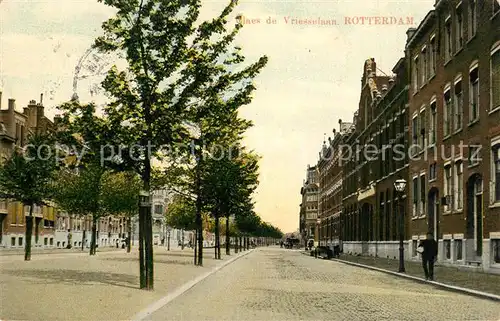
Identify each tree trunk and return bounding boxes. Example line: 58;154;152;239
24;204;34;261
127;216;132;253
34;218;39;245
181;229;185;250
193;230;197;265
214;215;220;259
225;216;230;255
195;155;203;266
90;216;97;255
81;229;86;251
235;236;239;253
239;237;242;251
0;214;4;245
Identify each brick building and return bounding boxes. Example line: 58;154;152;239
341;56;411;257
299;165;319;244
317;121;350;247
0;93;57;248
406;0;500;271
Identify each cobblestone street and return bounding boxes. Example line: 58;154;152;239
149;247;500;321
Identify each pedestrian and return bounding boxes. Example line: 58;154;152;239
417;232;438;281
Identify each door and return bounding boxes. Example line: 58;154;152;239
428;189;439;238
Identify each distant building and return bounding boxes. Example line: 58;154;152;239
317;120;350;248
299;165;319;243
0;93;57;249
132;189;191;248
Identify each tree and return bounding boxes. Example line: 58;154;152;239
235;209;261;250
60;0;266;287
165;194;196;252
101;171;141;252
201;148;260;257
53;162;109;255
0;133;59;261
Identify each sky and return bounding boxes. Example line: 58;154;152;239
0;0;435;233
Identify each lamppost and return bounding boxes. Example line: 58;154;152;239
316;218;321;246
394;178;407;273
166;226;171;251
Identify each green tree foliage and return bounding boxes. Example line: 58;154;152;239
58;0;267;286
53;163;111;255
101;171;141;252
200;147;259;256
0;133;59;261
165;194;196;231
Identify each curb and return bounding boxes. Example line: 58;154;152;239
132;249;255;321
330;258;500;302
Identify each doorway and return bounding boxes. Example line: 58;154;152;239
466;174;483;258
428;188;439;238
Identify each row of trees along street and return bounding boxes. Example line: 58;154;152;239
0;0;284;290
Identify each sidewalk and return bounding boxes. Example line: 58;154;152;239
335;254;500;297
0;246;122;256
0;246;253;320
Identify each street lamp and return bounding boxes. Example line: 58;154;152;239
393;178;407;273
166;226;171;251
316;218;321;246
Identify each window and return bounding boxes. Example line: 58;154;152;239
412;177;418;216
455;4;464;50
154;204;163;214
444;89;452;136
364;97;369;127
445;18;452;61
470;66;479;121
18;237;23;246
413;56;420;91
11;237;15;246
469;145;481;166
453;79;463;131
493;239;500;264
492;143;500;203
420;109;426;147
412;239;418;257
412;115;418;151
429;36;436;77
420;174;426;215
444;164;453;211
491;45;500;111
455;161;463;209
469;0;477;39
444;239;451;259
430;163;437;181
455;239;463;260
421;47;427;85
44;237;48;246
430;101;437;144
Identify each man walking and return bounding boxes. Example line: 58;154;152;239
418;233;438;281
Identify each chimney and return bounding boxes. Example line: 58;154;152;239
0;91;2;109
8;98;15;111
40;93;43;105
406;28;417;43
